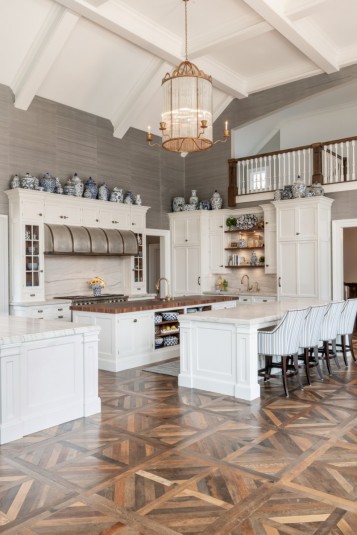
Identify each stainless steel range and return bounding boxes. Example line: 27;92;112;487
54;294;129;306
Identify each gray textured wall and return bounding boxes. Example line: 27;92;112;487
185;63;357;216
0;84;184;229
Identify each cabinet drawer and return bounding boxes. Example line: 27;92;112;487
45;201;81;225
21;200;45;221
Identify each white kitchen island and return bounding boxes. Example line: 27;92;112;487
0;316;101;444
178;299;324;401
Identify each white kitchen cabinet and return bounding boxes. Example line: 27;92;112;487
208;212;226;274
172;246;201;295
21;197;45;222
171;212;201;246
274;197;333;300
99;205;131;229
45;199;82;225
130;206;147;230
117;311;154;360
131;232;146;294
259;203;276;274
10;302;71;321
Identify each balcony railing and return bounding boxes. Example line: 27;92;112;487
228;135;357;206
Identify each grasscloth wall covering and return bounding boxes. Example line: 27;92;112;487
1;62;357;231
0;84;184;230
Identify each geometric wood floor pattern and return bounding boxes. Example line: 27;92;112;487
1;341;357;534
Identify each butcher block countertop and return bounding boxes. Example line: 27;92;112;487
70;295;237;314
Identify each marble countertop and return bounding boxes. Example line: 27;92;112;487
10;298;72;307
203;291;277;297
179;299;327;325
0;315;100;346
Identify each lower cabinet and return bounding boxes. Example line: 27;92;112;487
172;246;201;294
10;302;71;321
117;312;154;360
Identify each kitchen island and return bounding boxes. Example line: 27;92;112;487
178;299;324;401
71;295;237;372
0;316;101;444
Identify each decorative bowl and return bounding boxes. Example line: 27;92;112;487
154;314;163;324
155;337;164;347
27;263;38;270
164;335;179;346
162;312;179;321
183;204;196;211
27;247;36;254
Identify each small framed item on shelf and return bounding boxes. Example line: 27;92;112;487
230;241;238;248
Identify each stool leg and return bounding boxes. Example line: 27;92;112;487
313;346;324;380
281;355;289;397
293;353;303;391
332;339;340;369
304;348;311;385
341;335;348;366
324;340;332;375
349;334;356;362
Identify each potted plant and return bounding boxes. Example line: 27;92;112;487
87;276;105;297
226;216;236;231
259;256;265;265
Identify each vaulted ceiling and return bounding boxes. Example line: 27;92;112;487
1;0;357;139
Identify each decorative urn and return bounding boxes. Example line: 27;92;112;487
110;187;124;202
72;173;84;197
210;190;223;209
172;196;185;212
40;172;57;193
98;182;110;201
83;177;98;199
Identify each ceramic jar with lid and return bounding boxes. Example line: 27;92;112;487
20;172;37;189
172;196;185;212
10;174;20;189
134;194;142;206
55;177;63;194
83;177;98;199
72;173;84;197
292;176;306;198
310;182;325;196
110;187;124;202
98;182;110;201
124;191;134;204
63;177;75;196
40;172;57;193
210;190;223;209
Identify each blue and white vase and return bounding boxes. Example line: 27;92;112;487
172;197;185;212
40;172;57;193
134;194;142;206
210;190;223;209
250;251;258;265
124;191;134;204
54;177;63;194
110;187;124;202
20;172;36;189
98;182;110;201
92;286;102;297
72;173;84;197
10;174;21;189
198;200;210;210
63;177;75;196
83;177;98;199
189;189;199;207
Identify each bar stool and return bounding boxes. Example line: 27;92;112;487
336;298;357;365
298;304;328;385
318;301;345;375
258;307;310;397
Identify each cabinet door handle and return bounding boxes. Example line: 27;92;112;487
266;264;269;267
219;225;223;228
132;222;136;225
96;219;99;222
30;294;35;297
198;276;201;286
38;213;43;216
296;232;300;235
133;319;137;322
263;299;267;302
57;308;63;311
278;277;281;287
40;270;43;273
220;265;223;267
265;221;269;224
58;315;63;319
185;239;188;242
37;309;43;313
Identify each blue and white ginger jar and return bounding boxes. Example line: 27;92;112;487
172;196;185;212
98;182;110;201
210;190;223;209
10;174;21;189
72;173;84;197
124;191;134;204
40;172;56;193
20;172;37;189
110;187;124;202
63;177;75;196
83;177;98;199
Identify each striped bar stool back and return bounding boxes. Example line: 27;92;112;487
298;304;329;384
319;301;345;375
337;298;357;365
258;307;310;397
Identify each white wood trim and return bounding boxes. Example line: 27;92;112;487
0;216;8;314
332;218;357;300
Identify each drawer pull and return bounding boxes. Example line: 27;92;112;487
263;300;267;302
133;319;137;322
58;315;64;319
30;294;35;297
57;308;63;311
37;309;43;313
38;213;43;216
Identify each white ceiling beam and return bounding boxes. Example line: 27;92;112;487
112;58;165;139
189;21;272;58
86;0;109;6
54;0;248;98
12;5;79;110
284;0;329;21
198;57;248;98
242;0;339;73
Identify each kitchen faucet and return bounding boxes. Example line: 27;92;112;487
241;274;252;292
155;277;172;301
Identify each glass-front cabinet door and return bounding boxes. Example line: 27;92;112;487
22;223;44;301
131;232;146;294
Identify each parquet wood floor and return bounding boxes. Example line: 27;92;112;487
1;341;357;534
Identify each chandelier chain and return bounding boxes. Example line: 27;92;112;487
184;0;188;61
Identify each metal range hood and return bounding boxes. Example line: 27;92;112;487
44;224;138;256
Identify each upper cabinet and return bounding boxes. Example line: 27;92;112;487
259;203;276;274
171;212;201;246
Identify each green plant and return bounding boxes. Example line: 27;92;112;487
226;216;236;229
259;256;265;264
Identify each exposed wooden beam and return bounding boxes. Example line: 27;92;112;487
112;58;164;139
242;0;339;74
12;5;79;110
